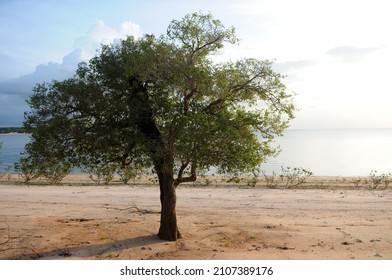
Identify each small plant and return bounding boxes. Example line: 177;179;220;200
279;166;313;188
117;166;137;184
14;157;40;183
369;170;392;190
385;176;392;189
43;163;71;184
351;178;362;188
261;170;278;188
203;177;212;187
86;163;116;185
14;153;71;184
369;170;383;189
105;252;119;258
246;177;258;188
100;233;110;240
245;170;260;188
226;176;242;184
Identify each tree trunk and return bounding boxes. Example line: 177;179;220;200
156;168;181;241
129;78;180;241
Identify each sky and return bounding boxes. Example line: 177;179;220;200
0;0;391;129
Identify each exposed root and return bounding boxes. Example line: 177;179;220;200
105;202;160;214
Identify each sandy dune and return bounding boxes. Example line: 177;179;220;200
1;181;392;260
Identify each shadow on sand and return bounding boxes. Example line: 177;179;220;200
4;234;165;260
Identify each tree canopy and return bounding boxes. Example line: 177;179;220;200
20;12;295;240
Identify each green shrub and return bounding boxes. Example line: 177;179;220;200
226;176;242;184
14;156;70;184
86;163;116;185
14;157;40;183
117;166;138;184
43;163;71;184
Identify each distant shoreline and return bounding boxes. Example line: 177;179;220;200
0;132;28;135
0;127;25;134
1;173;391;190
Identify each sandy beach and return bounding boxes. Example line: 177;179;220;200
1;176;392;260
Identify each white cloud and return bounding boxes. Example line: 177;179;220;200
273;59;318;81
0;20;142;126
326;45;385;62
74;20;141;59
0;20;142;98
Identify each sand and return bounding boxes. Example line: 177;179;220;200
1;176;392;260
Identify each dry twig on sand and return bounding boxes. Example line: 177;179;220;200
105;202;160;215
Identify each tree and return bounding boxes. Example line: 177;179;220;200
20;12;295;241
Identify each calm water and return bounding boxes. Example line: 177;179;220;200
262;128;392;176
1;129;392;176
0;133;30;173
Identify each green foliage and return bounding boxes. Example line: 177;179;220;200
85;163;116;185
14;158;39;183
0;127;24;134
14;155;71;184
14;130;72;184
117;165;139;184
20;12;295;185
42;163;71;184
84;161;143;185
226;176;242;184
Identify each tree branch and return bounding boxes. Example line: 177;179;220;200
174;162;197;187
183;88;197;115
229;73;261;93
189;35;223;61
178;160;189;178
195;35;223;53
203;98;225;113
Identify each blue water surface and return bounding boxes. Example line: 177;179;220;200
1;129;392;176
